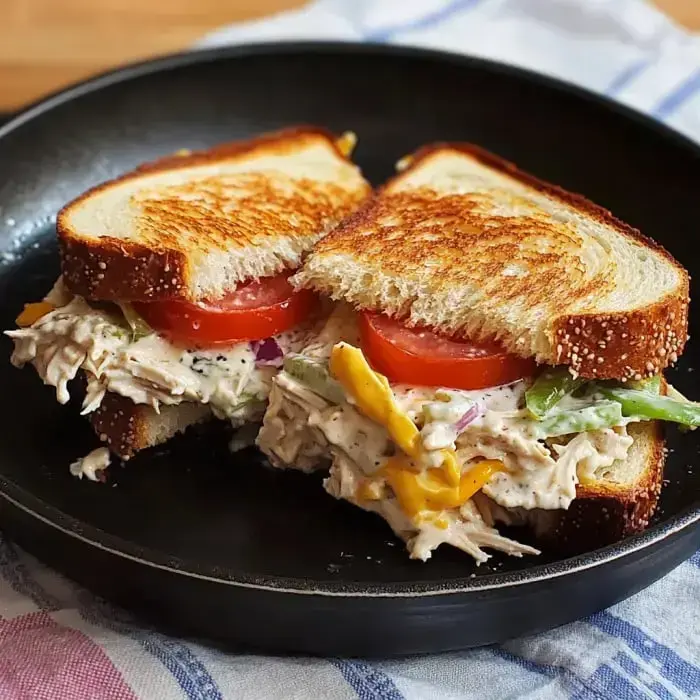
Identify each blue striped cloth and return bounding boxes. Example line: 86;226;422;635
0;535;697;698
2;2;699;698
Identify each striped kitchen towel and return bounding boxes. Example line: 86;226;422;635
0;534;697;698
1;1;699;698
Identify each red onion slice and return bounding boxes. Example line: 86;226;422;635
251;338;284;367
454;403;481;433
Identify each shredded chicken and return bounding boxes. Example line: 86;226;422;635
69;447;111;481
7;293;310;421
258;378;331;471
260;368;634;564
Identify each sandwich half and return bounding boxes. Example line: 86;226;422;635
7;127;370;463
257;143;694;563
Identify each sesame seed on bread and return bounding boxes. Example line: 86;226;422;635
90;391;212;460
294;143;689;380
58;126;371;303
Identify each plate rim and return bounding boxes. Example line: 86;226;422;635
0;40;698;598
2;40;700;160
0;472;698;597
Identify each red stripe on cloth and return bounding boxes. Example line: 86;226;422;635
0;611;137;700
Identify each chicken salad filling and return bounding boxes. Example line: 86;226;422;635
257;308;697;563
6;277;316;425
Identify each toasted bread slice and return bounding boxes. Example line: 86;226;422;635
295;144;689;380
90;392;212;459
58;126;370;303
560;420;665;545
481;420;665;554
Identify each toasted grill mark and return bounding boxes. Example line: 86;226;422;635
315;189;616;308
57;125;370;302
403;142;684;273
132;174;361;254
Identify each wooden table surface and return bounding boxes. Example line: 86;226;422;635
1;0;697;111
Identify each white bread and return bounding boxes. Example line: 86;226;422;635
295;144;689;380
58;126;370;303
90;392;212;459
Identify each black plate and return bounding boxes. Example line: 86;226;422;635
0;43;698;657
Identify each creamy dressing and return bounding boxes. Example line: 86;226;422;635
324;456;539;563
258;375;332;471
259;369;548;561
436;394;631;510
481;429;629;510
392;381;526;415
257;319;634;562
7;290;313;423
566;428;634;483
69;447;111;481
309;403;391;476
421;421;459;451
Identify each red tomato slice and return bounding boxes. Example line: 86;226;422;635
133;272;318;346
358;312;536;390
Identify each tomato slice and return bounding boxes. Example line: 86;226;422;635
358;312;536;390
133;272;318;346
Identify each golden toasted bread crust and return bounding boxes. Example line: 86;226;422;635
58;126;369;302
60;238;190;303
413;144;690;380
551;296;688;381
90;393;152;459
132;126;347;175
89;392;211;459
301;143;689;379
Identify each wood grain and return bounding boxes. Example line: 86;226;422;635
0;0;308;110
653;0;700;31
0;0;696;111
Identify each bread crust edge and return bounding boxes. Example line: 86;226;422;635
89;392;211;460
532;421;666;554
57;126;352;302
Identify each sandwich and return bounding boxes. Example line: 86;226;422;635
257;143;696;563
6;126;370;467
